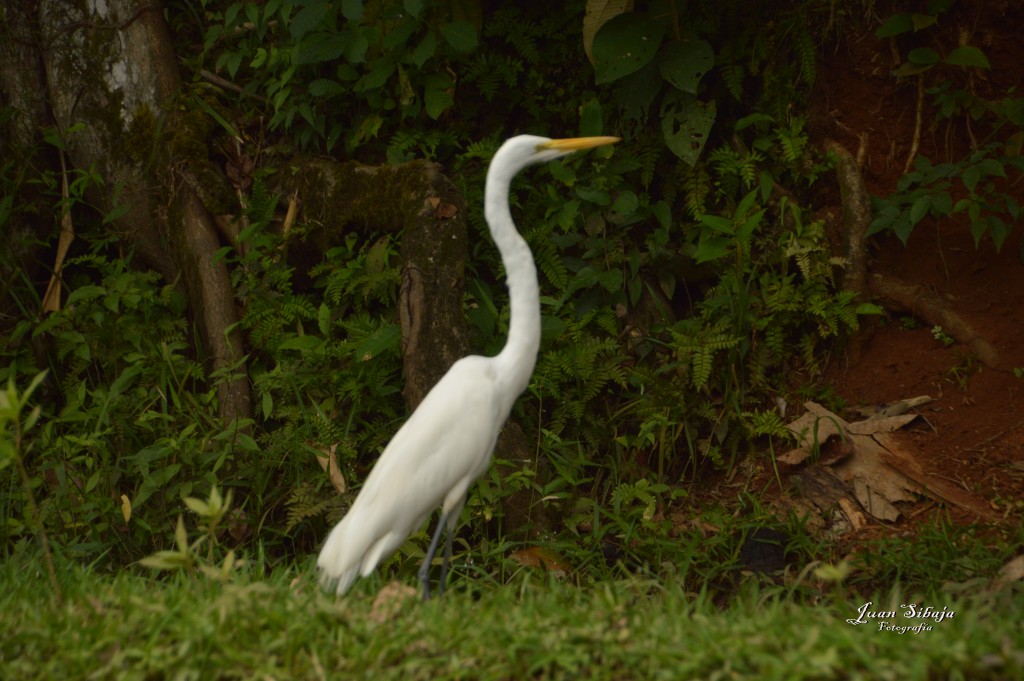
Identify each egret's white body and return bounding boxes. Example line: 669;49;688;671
316;134;619;597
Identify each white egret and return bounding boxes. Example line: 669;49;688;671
316;134;620;598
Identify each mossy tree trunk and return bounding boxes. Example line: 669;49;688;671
2;0;251;422
290;158;472;407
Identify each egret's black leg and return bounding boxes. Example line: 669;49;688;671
418;511;448;600
437;525;454;597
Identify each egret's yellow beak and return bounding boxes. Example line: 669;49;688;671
540;136;621;151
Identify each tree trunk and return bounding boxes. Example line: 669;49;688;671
31;0;251;422
290;158;472;406
0;2;60;319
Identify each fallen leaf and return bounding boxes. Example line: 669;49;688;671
120;494;132;523
989;555;1024;591
508;546;572;576
783;400;998;523
314;442;346;494
780;405;846;465
853;477;902;521
847;414;919;435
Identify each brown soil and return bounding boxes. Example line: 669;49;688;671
816;2;1024;526
738;2;1023;547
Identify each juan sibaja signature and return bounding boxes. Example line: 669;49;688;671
846;601;956;633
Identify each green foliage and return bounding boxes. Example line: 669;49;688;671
853;519;1024;592
0;251;258;561
870;3;1023;251
876;1;991;77
602;116;859;479
870;144;1024;249
5;558;1023;680
139;486;244;580
2;1;897;576
222;178;407;537
931;325;955;347
200;0;477;153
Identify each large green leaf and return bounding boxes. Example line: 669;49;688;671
660;92;716;166
592;13;665;85
441;21;478;52
944;46;990;68
659;40;714;94
290;1;329;41
424;75;454;119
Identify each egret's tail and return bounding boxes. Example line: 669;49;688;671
316;518;362;596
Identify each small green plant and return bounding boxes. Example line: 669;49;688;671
898;315;923;330
140;486;243;580
931;325;955;346
946;354;980;392
870;4;1023;250
0;371;60;601
870;148;1023;249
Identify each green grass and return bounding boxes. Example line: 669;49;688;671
2;553;1022;680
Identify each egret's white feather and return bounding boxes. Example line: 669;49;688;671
316;134;618;596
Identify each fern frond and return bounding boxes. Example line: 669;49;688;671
529;233;568;290
720;63;745;101
776;118;808;165
794;28;816;87
284;482;335;533
681;164;712;218
692;345;714;389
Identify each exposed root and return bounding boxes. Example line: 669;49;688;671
902;75;925;174
824;139;871;301
869;273;1002;369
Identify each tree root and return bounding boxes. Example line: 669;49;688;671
827;138;1003;370
825;139;872;363
824;140;870;300
869;273;1002;369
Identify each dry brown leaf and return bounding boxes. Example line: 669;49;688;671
282;191;300;239
781;403;846;465
852;477;902;521
41;152;75;313
833;425;923;518
777;447;810;466
847;414;919;435
874;395;933;417
508;546;572;576
786;402;921;520
314;442;346;494
990;555;1024;591
783;400;997;523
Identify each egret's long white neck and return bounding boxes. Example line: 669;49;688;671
484;158;541;397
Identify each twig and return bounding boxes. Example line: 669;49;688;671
902;75;924;174
200;69;267;103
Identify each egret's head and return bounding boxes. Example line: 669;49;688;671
493;134;620;175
